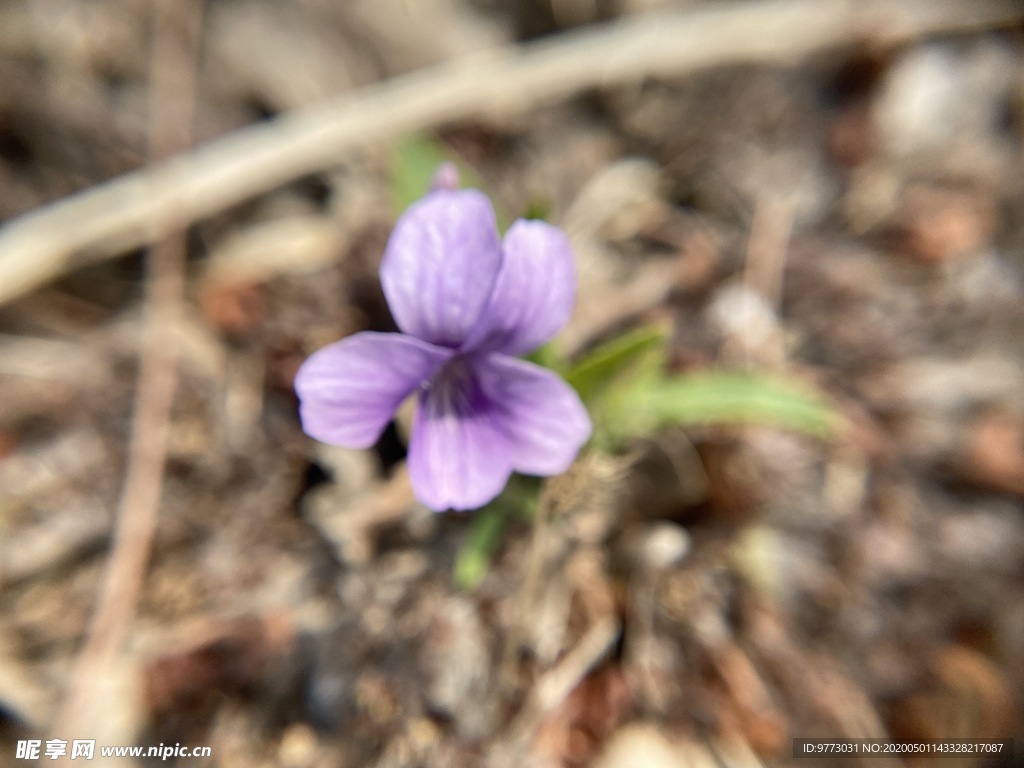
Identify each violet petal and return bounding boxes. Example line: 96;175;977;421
295;331;452;449
465;218;576;356
407;363;513;511
381;189;503;348
478;354;591;475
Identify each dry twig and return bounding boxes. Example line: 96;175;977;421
745;196;796;310
490;616;621;768
0;0;1020;305
51;0;204;755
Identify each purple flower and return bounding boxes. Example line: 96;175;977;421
294;189;591;511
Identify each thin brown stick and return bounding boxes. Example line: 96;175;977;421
51;0;203;753
531;616;621;713
0;0;1020;306
489;616;621;768
498;491;554;694
745;195;795;309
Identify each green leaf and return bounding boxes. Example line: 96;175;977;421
564;322;670;407
522;197;552;222
524;342;564;374
392;134;452;213
453;475;540;589
391;134;492;216
453;505;510;590
563;321;838;446
606;370;839;438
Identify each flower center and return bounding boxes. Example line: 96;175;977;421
428;354;486;417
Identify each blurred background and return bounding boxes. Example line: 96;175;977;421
1;0;1023;766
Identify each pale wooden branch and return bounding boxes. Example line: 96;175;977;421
0;0;1020;306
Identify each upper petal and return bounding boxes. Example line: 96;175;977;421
464;219;576;356
407;362;513;511
381;189;503;348
477;354;591;476
295;332;452;449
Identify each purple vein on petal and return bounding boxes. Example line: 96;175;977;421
407;356;513;511
476;353;591;476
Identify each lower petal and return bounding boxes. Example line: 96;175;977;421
294;332;451;449
477;355;591;476
407;368;513;511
